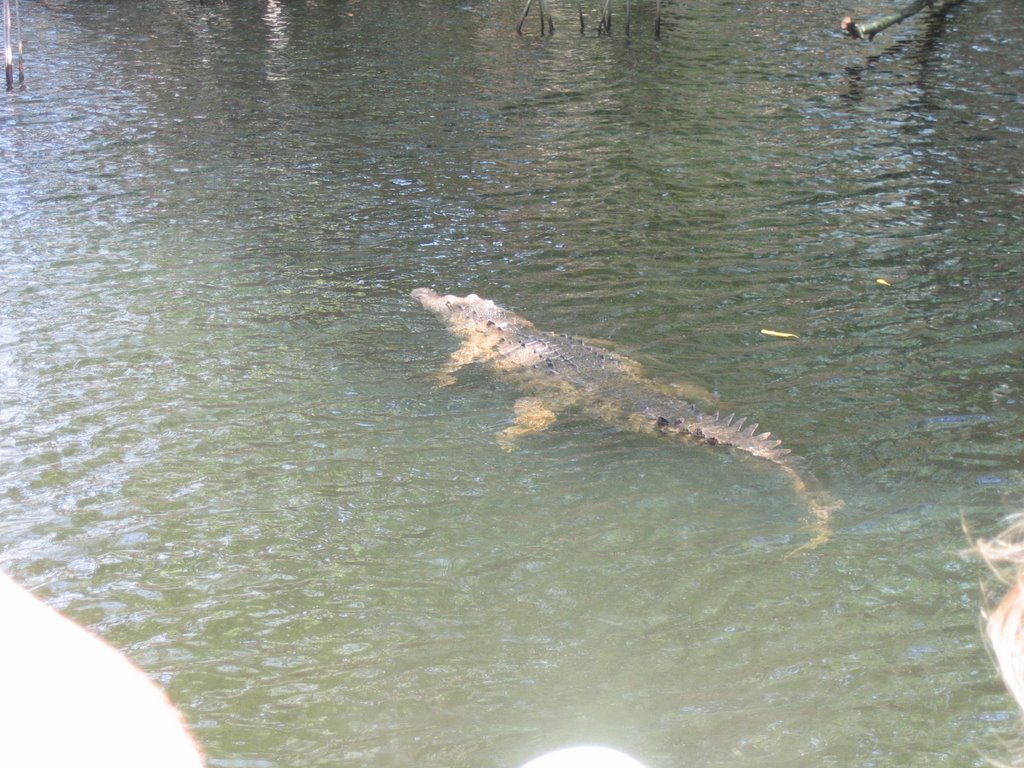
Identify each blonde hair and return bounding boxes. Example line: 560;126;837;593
977;516;1024;713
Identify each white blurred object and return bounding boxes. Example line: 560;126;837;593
520;746;647;768
0;569;205;767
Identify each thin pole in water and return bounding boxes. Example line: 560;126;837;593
13;0;22;85
517;0;555;36
600;0;610;33
516;0;532;35
538;0;553;35
516;0;533;35
3;0;12;91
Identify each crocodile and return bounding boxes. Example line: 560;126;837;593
412;288;841;528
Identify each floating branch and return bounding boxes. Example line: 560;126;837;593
841;0;958;41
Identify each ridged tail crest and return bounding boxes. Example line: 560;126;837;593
662;407;791;463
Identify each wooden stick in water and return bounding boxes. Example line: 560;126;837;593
14;0;22;85
4;0;13;92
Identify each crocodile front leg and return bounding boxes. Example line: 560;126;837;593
433;337;499;387
497;397;561;451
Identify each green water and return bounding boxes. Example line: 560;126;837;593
1;0;1022;765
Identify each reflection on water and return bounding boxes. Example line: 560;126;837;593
0;0;1022;766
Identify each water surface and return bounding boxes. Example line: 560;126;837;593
1;0;1022;765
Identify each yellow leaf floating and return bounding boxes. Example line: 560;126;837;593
876;278;892;286
760;329;799;339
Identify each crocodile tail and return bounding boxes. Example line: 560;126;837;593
712;411;843;522
695;410;791;463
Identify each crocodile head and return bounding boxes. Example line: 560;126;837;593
411;288;519;332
